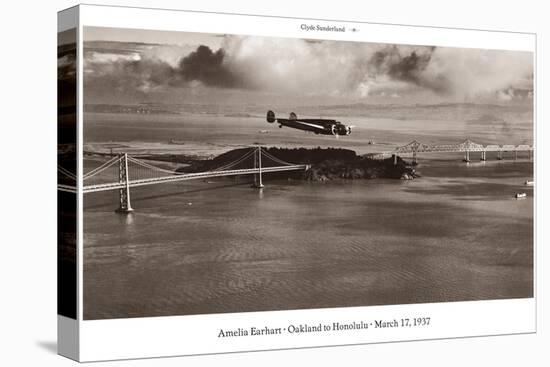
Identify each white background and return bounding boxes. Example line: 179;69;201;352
0;0;548;366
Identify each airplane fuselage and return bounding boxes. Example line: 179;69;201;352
266;111;352;136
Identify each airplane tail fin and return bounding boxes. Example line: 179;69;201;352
266;110;276;123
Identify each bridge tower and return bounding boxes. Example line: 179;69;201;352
116;153;134;214
253;146;264;188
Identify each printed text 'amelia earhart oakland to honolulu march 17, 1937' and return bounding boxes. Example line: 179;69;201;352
218;317;432;338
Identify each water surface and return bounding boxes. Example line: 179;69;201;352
83;156;533;319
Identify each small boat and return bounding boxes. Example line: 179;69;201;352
169;139;186;145
515;192;527;199
525;180;534;186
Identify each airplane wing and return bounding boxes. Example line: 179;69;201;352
292;120;331;131
274;118;330;133
299;119;337;127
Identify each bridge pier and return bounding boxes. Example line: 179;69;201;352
393;154;397;165
463;150;470;163
514;150;518;160
115;153;134;214
412;151;418;164
497;151;503;160
480;151;486;161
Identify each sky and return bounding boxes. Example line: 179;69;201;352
82;26;534;106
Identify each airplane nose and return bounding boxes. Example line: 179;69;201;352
266;110;275;123
335;125;348;136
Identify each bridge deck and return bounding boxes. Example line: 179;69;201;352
394;147;533;153
82;165;308;193
59;142;533;195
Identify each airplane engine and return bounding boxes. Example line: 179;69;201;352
331;125;337;135
266;110;276;123
335;124;349;136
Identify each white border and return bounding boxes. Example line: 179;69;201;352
78;4;535;51
79;299;535;362
75;4;536;362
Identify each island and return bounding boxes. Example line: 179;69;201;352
176;147;419;181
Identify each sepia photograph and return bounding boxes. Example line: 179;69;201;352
75;26;533;320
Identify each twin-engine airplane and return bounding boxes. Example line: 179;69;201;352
266;110;353;136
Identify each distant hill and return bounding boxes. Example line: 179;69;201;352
84;104;179;115
467;114;506;124
83;101;532;125
293;102;532;123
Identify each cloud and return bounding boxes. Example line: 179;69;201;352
497;89;514;101
58;53;76;81
368;46;435;86
420;47;533;99
82;35;533;102
84;44;246;93
177;45;243;88
353;45;533;100
87;51;141;64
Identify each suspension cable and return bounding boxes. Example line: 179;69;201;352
260;150;296;166
99;148;260;181
210;149;256;171
126;157;191;176
57;165;77;180
83;156;121;180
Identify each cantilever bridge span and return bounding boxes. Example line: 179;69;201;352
58;147;309;213
372;139;533;164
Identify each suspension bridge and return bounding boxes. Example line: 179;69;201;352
58;146;309;213
58;139;533;213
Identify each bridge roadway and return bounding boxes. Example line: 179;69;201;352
380;140;533;155
391;145;533;154
82;164;309;193
367;140;533;163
